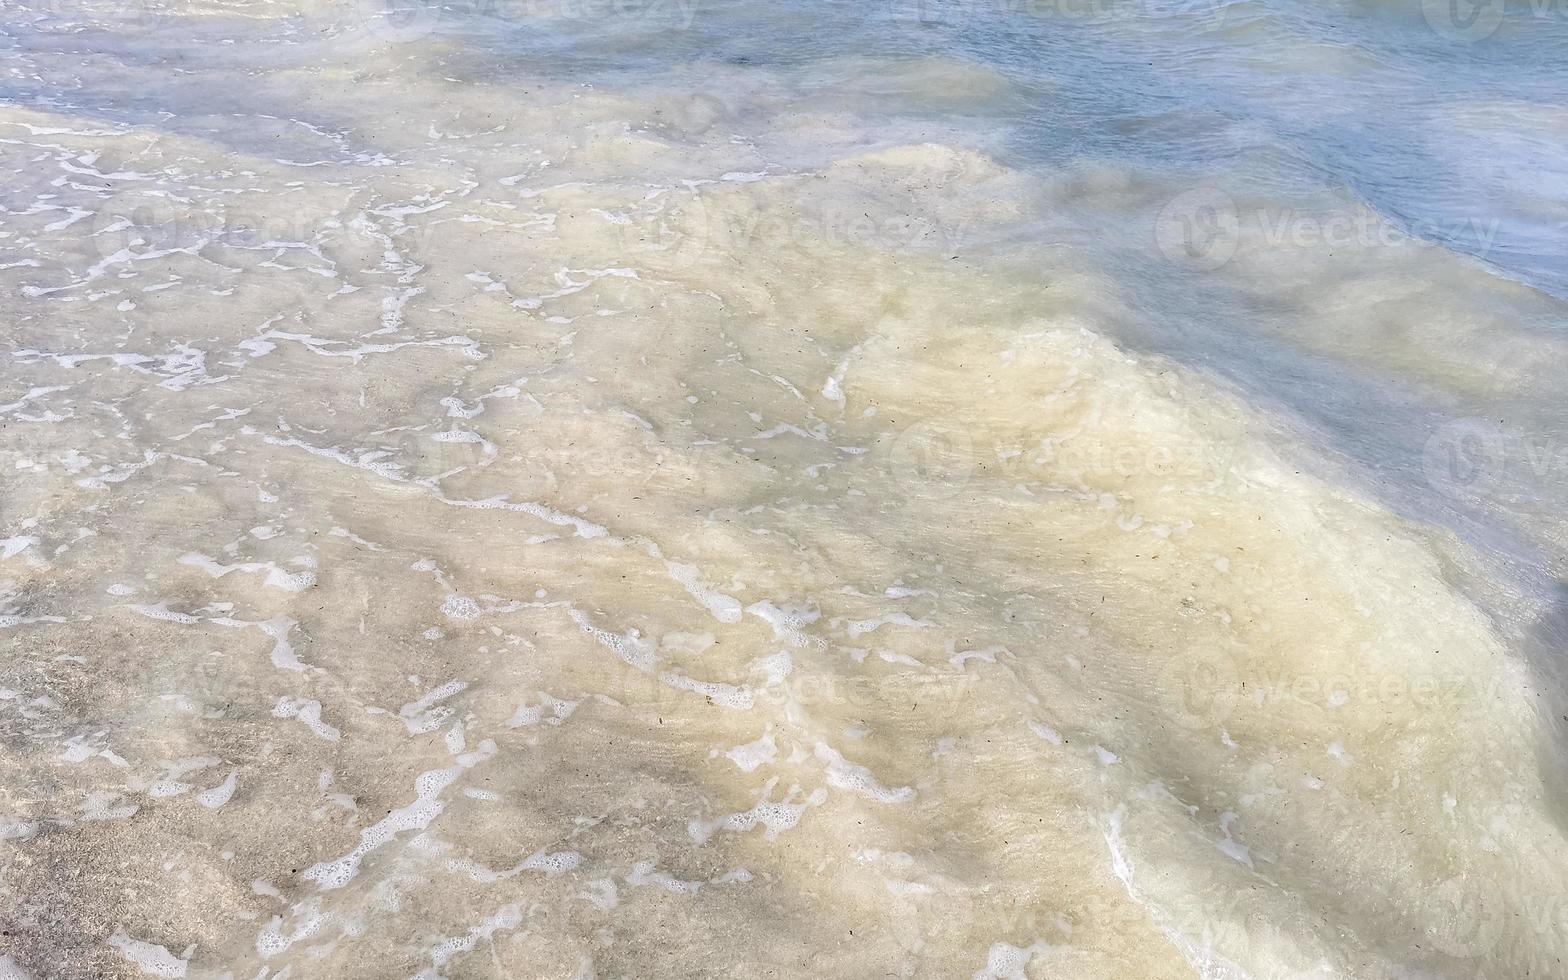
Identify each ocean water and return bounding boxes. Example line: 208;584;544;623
2;0;1568;976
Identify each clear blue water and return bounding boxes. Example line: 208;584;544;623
417;0;1568;294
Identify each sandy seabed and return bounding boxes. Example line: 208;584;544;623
3;1;1568;977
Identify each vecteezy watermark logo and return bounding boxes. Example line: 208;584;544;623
890;0;1122;25
885;0;1229;27
36;0;169;31
87;194;224;261
352;0;702;42
1422;877;1502;959
882;423;1234;500
1421;418;1506;499
83;195;340;264
886;0;956;24
1154;191;1501;273
1156;650;1240;730
1421;0;1506;42
356;0;444;42
886;421;977;499
1154;187;1240;272
1146;0;1231;28
617;190;970;265
649;93;729;139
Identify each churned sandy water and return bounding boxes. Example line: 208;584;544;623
3;0;1568;977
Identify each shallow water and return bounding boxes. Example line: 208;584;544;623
2;0;1568;977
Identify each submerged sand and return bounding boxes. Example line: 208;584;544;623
3;2;1568;977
